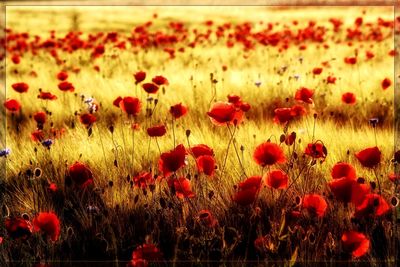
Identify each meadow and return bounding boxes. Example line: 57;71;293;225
1;5;399;266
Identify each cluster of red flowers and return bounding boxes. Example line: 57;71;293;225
4;15;394;63
5;212;60;242
207;94;251;126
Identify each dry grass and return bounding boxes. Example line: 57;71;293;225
1;5;398;266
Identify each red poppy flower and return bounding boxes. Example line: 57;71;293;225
56;71;68;81
388;173;400;183
381;78;391;90
264;169;288;189
354;193;390;218
130;243;162;267
207;101;236;126
91;45;105;58
38;92;57;100
79;113;97;127
152;75;169;86
285;132;296;146
290;105;307;117
254;236;269;252
32;212;60;242
132;123;140;131
133;172;154;189
198;210;217;227
119;97;141;116
5;217;32;239
312;67;323;75
354;17;363;26
331;162;357;180
240;102;251;112
4;99;21;112
31;129;45;142
355;146;381;168
113;96;122;107
342;92;356;104
33;111;47;125
134;71;146;84
305;142;327;159
49;183;57;192
341;231;370;258
11;54;20;64
227;94;241;104
58;81;74;92
302;194;328;217
328;177;369;205
147;125;167;137
232;109;245;125
274;108;293;124
326;76;336;84
344;57;357;65
294;87;314;104
190;144;214;158
366;51;374;59
233;176;262;206
351;181;371;206
173;177;195;198
170;103;188;119
158;144;187;177
69;162;94;187
253;142;286;166
196;155;216;177
12;82;29;93
142;83;159;94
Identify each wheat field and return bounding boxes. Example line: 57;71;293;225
1;5;399;266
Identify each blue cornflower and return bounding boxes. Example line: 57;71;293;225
0;148;11;157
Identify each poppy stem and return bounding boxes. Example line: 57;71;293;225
221;123;235;175
120;112;128;172
172;118;176;148
279;163;309;205
227;124;247;177
96;124;109;176
147;137;151;161
131;116;135;173
155;137;162;156
312;114;317;143
373;168;382;195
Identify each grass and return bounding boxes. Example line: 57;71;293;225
1;5;399;266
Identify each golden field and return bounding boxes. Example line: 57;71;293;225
1;5;399;266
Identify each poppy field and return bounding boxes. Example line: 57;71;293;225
1;5;400;266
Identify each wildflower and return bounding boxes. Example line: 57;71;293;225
4;99;21;112
147;125;167;137
0;148;11;157
233;176;262;205
11;82;29;93
170;103;188;119
134;71;146;84
196;155;216;177
302;194;328;217
41;139;54;149
68;162;94;188
341;231;369;258
341;92;356;104
158;144;187;177
32;212;60;241
5;217;32;239
253;142;286;166
355;147;381;168
264;169;288;189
